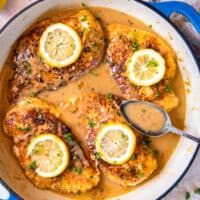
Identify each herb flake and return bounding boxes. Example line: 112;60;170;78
130;154;136;160
64;132;73;141
23;61;32;74
96;152;101;159
185;192;190;200
132;42;139;50
18;126;32;133
81;2;87;7
74;166;83;174
28;161;37;170
165;83;172;92
194;188;200;194
31;91;37;97
80;15;87;22
88;121;96;127
106;93;113;100
148;60;158;67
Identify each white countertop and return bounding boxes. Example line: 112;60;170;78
0;0;200;200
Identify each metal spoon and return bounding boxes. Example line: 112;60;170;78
120;100;200;143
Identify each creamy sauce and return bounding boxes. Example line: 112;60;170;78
0;7;186;200
124;102;166;132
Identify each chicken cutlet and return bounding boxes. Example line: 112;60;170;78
8;9;104;104
105;24;178;112
3;97;100;193
65;93;157;186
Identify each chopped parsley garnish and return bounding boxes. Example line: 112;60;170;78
71;107;77;113
74;166;83;174
95;16;101;21
115;111;120;116
81;2;87;7
28;161;37;170
89;41;98;47
64;132;73;141
23;61;32;74
140;163;145;168
18;126;32;133
152;150;159;157
23;61;30;68
33;149;39;154
148;60;158;67
96;152;101;159
165;83;172;92
106;93;113;100
126;168;132;173
119;34;123;39
69;164;83;174
80;15;87;22
78;31;83;36
156;91;161;97
194;188;200;194
31;91;37;97
136;170;144;178
88;121;96;127
132;42;139;50
82;27;88;33
130;154;136;160
149;24;152;28
185;192;190;200
121;133;126;139
141;108;146;112
69;163;74;171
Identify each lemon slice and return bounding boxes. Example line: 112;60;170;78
27;134;70;178
126;49;166;86
95;123;136;165
39;23;82;67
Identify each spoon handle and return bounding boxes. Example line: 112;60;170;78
170;126;200;143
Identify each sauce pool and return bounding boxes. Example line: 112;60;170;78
124;102;166;133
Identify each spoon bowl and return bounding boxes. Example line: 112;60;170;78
120;100;200;143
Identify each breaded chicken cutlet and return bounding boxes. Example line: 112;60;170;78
105;24;178;112
8;9;105;104
65;93;157;186
3;98;100;193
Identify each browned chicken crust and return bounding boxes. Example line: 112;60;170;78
8;9;104;104
65;93;157;186
3;98;100;193
105;24;178;112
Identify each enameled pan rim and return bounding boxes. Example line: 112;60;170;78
0;0;199;199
